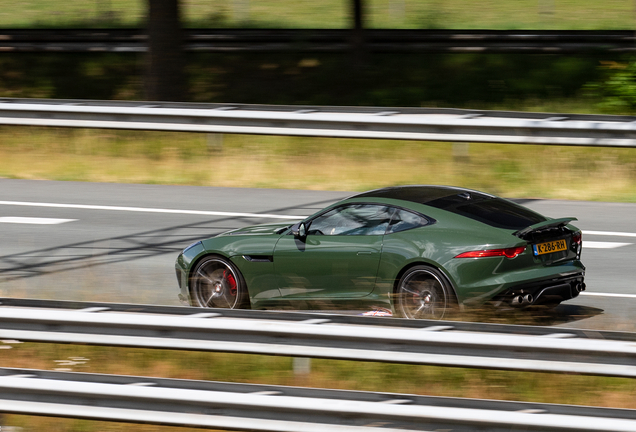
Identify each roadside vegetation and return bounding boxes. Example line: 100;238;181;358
1;51;635;202
1;340;635;431
5;0;636;29
2;4;636;431
2;127;636;202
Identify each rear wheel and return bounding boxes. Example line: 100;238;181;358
395;266;454;319
190;256;250;309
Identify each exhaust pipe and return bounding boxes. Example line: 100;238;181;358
575;282;586;293
510;293;534;307
522;294;534;305
510;295;523;307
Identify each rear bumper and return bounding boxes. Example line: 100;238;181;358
492;271;585;307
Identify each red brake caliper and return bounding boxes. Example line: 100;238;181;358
224;270;237;296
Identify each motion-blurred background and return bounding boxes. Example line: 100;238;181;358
1;0;636;201
1;3;636;432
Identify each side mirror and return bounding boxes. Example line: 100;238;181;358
291;221;307;239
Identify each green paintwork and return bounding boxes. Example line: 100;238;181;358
175;187;585;313
274;234;382;299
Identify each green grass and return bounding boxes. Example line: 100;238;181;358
1;341;635;431
2;127;636;202
2;129;636;431
1;4;636;429
3;0;636;29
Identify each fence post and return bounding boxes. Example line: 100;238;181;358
293;357;311;375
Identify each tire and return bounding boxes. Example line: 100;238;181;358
394;265;455;319
190;256;250;309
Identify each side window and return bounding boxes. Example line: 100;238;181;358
308;204;395;236
386;208;429;234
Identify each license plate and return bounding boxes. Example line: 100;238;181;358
533;239;567;256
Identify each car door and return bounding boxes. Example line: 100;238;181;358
273;204;394;299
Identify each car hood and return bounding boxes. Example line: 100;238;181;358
219;221;297;237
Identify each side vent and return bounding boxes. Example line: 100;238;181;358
242;255;274;263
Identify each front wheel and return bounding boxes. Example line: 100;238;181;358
395;265;455;319
190;256;250;309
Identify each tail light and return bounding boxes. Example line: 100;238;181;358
571;231;582;258
455;246;526;259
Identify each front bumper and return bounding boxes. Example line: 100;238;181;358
175;241;206;306
175;262;189;305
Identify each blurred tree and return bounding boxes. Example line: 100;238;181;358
145;0;186;101
351;0;365;48
585;61;636;114
350;0;367;69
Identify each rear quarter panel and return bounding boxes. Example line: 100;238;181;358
375;211;528;305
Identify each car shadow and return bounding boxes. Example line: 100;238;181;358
0;197;334;284
521;303;604;327
458;303;604;327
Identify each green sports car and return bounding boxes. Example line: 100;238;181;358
175;186;585;319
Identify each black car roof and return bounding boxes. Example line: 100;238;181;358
350;185;547;230
350;185;493;204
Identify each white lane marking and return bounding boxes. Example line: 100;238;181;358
0;217;77;225
583;230;636;238
0;201;302;220
584;241;632;249
0;201;633;234
580;292;636;299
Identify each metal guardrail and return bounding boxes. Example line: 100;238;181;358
0;298;634;378
0;98;635;147
1;367;635;432
1;29;635;53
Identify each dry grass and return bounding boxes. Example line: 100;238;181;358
1;127;636;202
1;342;635;431
3;0;635;29
2;126;636;430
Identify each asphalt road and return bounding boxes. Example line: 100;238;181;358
0;179;633;331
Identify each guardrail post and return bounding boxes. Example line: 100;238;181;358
293;357;311;375
452;142;470;163
207;133;223;153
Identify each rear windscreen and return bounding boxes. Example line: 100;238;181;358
425;195;546;230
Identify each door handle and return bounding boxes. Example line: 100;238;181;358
357;251;373;255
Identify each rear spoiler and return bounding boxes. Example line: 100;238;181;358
514;217;578;238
